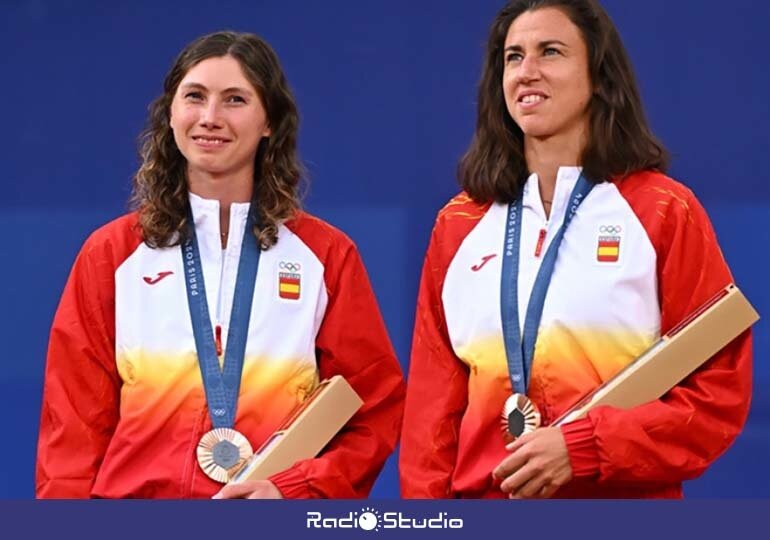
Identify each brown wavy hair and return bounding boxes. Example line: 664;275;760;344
459;0;669;203
131;31;304;248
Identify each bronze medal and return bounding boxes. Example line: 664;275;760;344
197;428;253;483
501;393;541;443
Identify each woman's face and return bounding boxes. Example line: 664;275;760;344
502;7;592;143
170;55;270;178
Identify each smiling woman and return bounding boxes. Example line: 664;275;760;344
132;32;301;251
502;8;592;152
400;0;752;499
35;31;405;500
170;56;272;245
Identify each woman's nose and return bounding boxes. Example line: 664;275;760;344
199;100;223;128
515;55;541;83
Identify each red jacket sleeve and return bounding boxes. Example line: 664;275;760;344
36;234;122;498
269;239;405;498
399;212;472;498
562;179;753;485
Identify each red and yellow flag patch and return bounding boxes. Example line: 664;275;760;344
279;275;300;300
278;261;301;300
596;225;622;263
597;238;620;262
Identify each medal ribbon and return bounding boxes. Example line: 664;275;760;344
182;206;260;429
500;174;593;394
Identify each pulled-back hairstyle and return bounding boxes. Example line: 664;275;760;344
459;0;668;203
131;31;303;248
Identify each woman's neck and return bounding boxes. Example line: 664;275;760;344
524;130;585;217
188;167;254;248
188;167;254;205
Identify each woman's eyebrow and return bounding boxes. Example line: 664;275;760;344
221;86;254;95
179;82;253;95
179;82;207;91
505;39;569;53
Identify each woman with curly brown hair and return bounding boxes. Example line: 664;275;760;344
36;31;404;499
400;0;751;498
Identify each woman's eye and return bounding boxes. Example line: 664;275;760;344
505;53;523;63
227;95;246;104
544;47;561;56
185;91;204;101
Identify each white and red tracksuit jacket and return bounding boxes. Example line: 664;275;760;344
400;167;752;498
37;194;405;498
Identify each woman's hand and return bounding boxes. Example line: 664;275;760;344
492;427;573;499
213;480;284;499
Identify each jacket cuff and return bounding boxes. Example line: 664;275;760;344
561;418;600;478
269;466;312;499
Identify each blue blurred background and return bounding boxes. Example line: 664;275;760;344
1;0;768;498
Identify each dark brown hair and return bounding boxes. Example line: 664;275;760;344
131;31;304;248
459;0;669;203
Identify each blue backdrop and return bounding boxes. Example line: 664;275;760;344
1;0;768;498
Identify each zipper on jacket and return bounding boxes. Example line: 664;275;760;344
215;324;223;357
215;227;229;362
534;227;547;258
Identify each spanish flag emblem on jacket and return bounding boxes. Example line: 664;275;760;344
597;237;620;263
279;273;301;300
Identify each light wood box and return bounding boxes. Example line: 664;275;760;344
554;284;759;426
229;375;363;484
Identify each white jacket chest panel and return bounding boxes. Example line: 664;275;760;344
115;222;327;365
442;181;661;366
